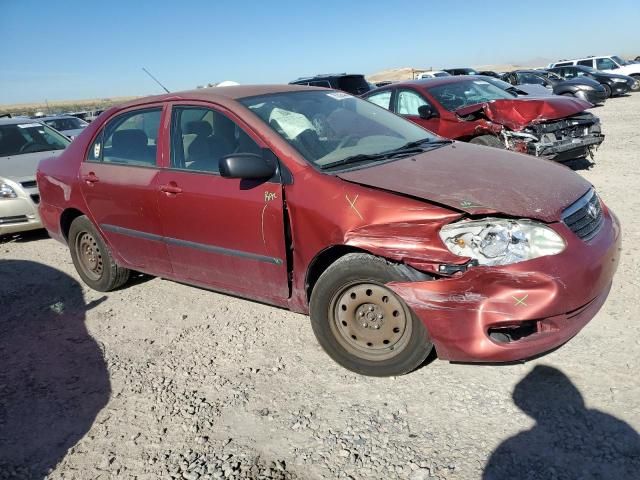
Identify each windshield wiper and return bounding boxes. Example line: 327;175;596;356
320;138;452;170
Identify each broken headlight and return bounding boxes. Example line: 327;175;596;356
439;218;565;266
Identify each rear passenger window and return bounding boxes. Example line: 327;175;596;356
89;108;162;166
367;91;392;110
577;59;594;67
171;106;261;173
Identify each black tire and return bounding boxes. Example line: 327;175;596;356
469;135;504;149
602;84;612;98
630;76;640;92
309;253;433;377
68;216;130;291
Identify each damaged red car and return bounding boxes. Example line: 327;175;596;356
37;86;620;376
363;76;605;162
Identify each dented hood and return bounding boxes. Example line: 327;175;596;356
337;142;591;222
456;97;592;131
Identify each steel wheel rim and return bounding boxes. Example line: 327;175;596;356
329;282;412;361
76;231;103;281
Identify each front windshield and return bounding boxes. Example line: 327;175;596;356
0;122;70;156
481;77;518;95
611;56;627;66
44;117;88;131
427;79;515;111
240;90;438;168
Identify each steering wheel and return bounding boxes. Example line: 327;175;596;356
336;134;359;150
18;143;45;154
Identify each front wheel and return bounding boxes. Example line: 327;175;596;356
310;253;433;376
602;84;612;98
68;216;130;291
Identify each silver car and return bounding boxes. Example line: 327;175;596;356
0;117;69;236
39;115;89;139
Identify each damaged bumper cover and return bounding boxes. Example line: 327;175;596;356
388;208;621;363
503;113;605;161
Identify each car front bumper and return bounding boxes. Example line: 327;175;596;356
0;178;42;236
388;207;621;363
611;82;631;96
575;89;607;105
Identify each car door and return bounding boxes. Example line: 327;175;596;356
394;88;442;135
79;105;172;274
155;103;289;304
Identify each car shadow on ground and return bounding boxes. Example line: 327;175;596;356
0;259;110;479
483;365;640;480
0;229;50;245
562;157;595;171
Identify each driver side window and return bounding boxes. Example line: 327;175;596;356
170;106;261;174
396;90;429;116
596;58;617;70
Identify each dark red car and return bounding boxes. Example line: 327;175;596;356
362;76;605;162
37;85;620;376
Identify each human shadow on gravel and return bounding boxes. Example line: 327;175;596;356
483;365;640;480
0;260;110;479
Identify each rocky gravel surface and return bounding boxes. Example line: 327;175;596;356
1;95;639;479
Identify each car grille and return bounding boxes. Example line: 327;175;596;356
562;189;603;241
20;180;37;189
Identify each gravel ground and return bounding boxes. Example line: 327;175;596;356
1;94;639;480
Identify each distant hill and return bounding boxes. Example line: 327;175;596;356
367;60;552;82
0;96;139;116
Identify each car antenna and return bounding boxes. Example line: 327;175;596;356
142;67;170;93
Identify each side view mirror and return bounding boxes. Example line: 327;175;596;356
418;105;436;120
219;153;276;179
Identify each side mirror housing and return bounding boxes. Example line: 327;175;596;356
418;105;436;119
219;153;276;180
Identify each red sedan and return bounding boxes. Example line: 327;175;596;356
362;76;605;162
37;85;620;376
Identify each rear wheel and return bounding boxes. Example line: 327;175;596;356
69;216;130;291
469;135;504;149
310;253;433;377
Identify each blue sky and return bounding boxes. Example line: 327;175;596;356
1;0;639;104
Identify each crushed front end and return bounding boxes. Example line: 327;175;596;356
503;112;605;162
388;190;621;363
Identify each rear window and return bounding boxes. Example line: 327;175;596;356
577;59;594;67
554;62;572;67
337;76;371;95
0;123;70;157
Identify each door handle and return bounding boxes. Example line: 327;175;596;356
83;172;99;184
160;183;182;195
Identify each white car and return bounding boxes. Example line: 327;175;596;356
0;116;70;236
419;70;451;79
548;55;640;90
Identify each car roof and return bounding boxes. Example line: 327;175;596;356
37;115;80;120
117;84;328;111
0;117;42;126
290;73;364;82
368;76;490;91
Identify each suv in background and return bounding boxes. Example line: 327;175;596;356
548;56;640;90
289;74;371;95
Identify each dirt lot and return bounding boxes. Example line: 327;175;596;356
1;94;639;480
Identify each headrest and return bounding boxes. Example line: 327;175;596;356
184;121;212;137
112;129;148;152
